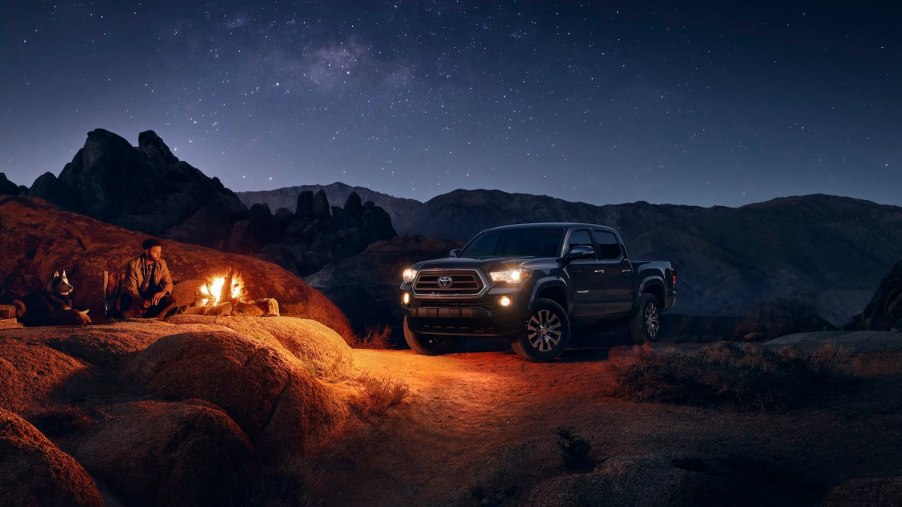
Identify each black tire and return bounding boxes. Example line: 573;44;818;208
403;316;456;355
630;293;661;343
511;298;571;361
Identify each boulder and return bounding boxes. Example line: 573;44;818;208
0;407;102;507
0;339;90;415
66;400;258;507
125;327;351;462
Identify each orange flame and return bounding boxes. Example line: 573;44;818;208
198;273;244;307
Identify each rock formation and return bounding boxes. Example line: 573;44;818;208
855;260;902;331
0;173;26;195
0;195;353;339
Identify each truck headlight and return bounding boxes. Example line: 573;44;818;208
489;269;531;283
402;268;418;284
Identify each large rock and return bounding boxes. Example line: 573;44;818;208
0;195;354;339
0;339;90;415
0;408;103;507
125;328;351;463
27;128;248;248
0;172;25;195
66;400;258;507
856;261;902;331
305;235;458;339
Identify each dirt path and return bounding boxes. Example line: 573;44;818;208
309;343;902;506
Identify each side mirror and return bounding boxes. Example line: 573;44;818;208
566;245;595;259
449;248;461;258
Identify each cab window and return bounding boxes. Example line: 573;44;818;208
592;230;623;260
567;229;593;255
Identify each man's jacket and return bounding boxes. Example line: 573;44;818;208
124;254;174;301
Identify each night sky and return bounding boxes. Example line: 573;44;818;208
2;1;900;207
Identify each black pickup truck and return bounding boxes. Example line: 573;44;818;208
399;223;676;361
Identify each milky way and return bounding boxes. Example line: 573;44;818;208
1;1;900;206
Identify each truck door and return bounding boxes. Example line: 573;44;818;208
565;228;605;321
592;229;634;316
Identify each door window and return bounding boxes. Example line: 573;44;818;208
592;230;623;261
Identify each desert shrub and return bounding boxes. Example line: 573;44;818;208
556;427;595;472
609;342;855;410
739;292;835;340
354;374;410;416
357;324;393;349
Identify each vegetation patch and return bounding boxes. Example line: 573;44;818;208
556;427;596;472
354;374;410;416
610;342;855;410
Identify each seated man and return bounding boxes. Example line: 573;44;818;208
121;238;178;319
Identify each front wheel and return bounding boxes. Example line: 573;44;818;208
403;316;456;355
511;298;571;361
630;293;661;343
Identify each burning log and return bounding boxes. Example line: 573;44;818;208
190;270;278;317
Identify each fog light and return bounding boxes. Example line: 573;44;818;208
402;293;411;305
499;296;512;307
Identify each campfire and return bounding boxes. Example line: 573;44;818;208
188;268;279;317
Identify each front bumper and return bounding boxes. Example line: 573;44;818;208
400;283;530;337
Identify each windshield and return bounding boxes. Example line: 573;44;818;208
459;227;565;258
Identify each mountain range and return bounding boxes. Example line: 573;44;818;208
242;186;902;324
3;129;901;328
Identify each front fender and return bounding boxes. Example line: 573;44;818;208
528;277;569;313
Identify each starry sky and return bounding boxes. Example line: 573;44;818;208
1;1;900;207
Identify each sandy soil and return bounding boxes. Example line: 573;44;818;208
308;334;902;506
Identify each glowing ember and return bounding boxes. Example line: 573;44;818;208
198;272;244;307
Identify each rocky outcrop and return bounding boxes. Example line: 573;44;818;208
0;408;103;507
277;190;396;275
855;261;902;331
824;476;902;507
0;317;375;506
238;181;424;232
305;235;458;340
0;195;353;339
0;172;26;195
27;129;247;250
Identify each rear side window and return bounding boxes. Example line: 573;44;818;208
593;230;623;260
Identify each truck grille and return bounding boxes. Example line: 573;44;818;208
414;270;484;296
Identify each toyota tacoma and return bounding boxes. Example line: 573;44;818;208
399;223;676;361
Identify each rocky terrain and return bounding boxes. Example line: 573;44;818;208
0;316;381;506
855;260;902;331
305;235;459;339
13;130;396;278
0;195;352;339
239;182;423;233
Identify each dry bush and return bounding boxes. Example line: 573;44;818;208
556;427;595;472
357;324;393;349
354;374;410;416
609;342;855;410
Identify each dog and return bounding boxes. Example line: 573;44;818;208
13;270;91;326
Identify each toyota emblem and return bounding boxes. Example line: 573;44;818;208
437;275;454;288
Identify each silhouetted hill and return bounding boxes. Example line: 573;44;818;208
318;188;902;324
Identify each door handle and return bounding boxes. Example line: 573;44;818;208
576;290;589;294
594;269;605;274
622;269;632;273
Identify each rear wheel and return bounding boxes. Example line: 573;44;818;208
403;316;456;355
511;298;571;361
630;293;661;343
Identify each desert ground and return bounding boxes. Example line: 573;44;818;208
311;333;902;506
2;318;900;506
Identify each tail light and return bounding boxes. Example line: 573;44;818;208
671;270;677;288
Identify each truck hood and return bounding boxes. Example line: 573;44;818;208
413;256;530;272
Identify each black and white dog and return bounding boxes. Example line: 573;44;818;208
14;270;91;326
